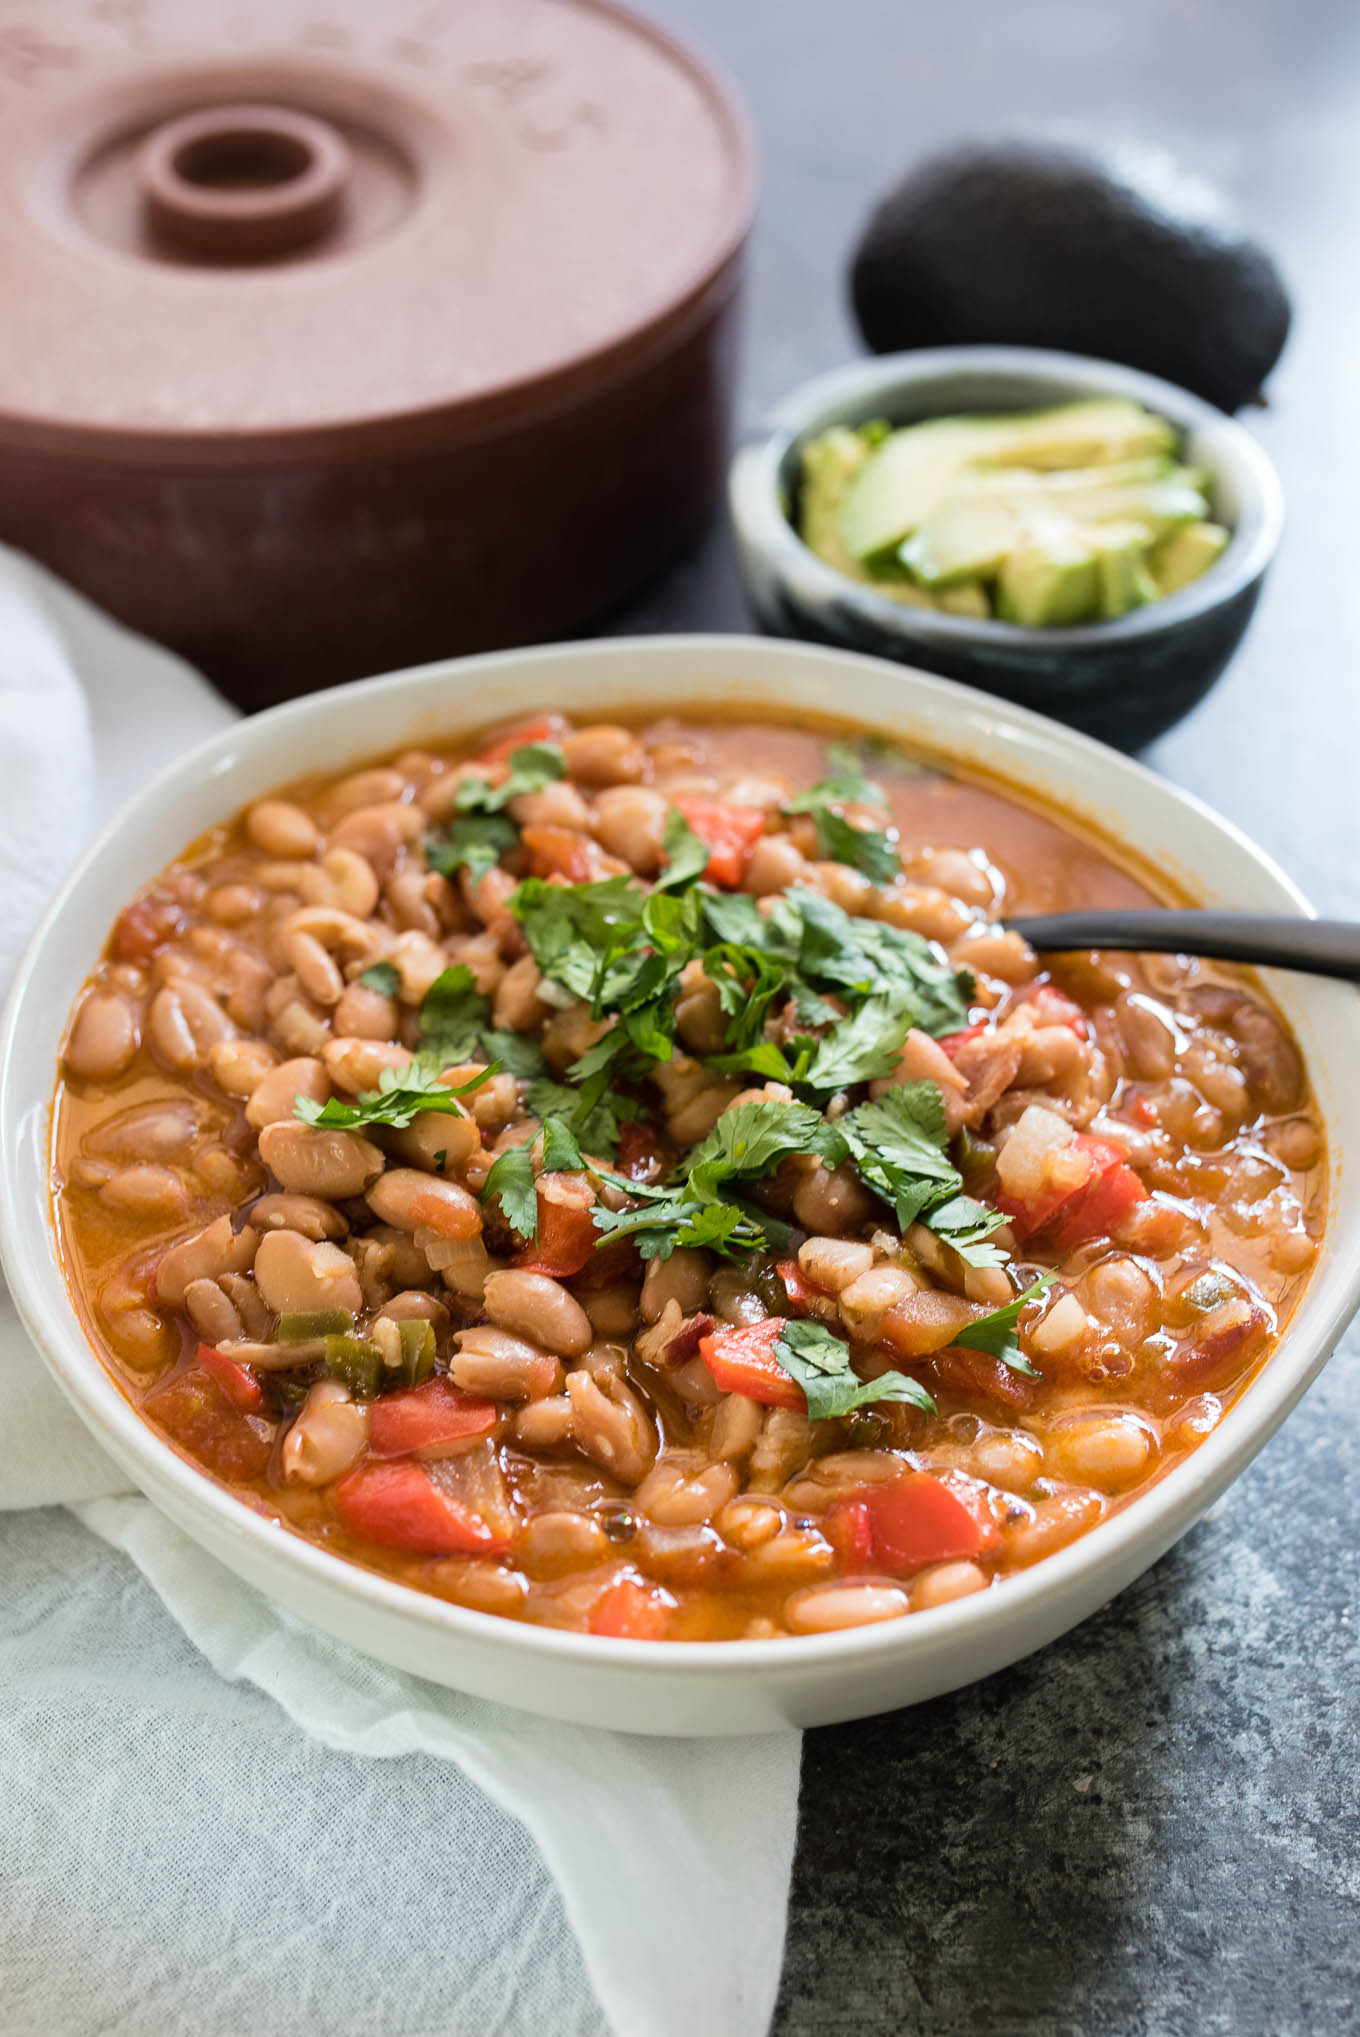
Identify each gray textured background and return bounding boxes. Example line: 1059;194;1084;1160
617;3;1360;2029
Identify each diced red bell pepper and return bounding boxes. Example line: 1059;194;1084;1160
521;824;600;883
145;1367;273;1482
334;1459;511;1555
193;1340;264;1413
829;1472;999;1578
697;1317;804;1409
671;797;767;889
938;1023;987;1060
776;1259;822;1309
476;714;565;765
589;1577;676;1640
997;1132;1144;1244
1020;984;1089;1037
825;1497;874;1571
515;1180;599;1276
368;1376;499;1460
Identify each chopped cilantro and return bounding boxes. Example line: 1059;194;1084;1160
804;994;913;1092
953;1272;1054;1374
524;1076;639;1158
358;961;401;998
418;965;491;1064
652;807;712;894
834;1083;1009;1265
773;1318;936;1421
295;1058;494;1132
426;813;517;887
455;742;566;814
539;1116;585;1174
481;1140;538;1239
783;743;901;881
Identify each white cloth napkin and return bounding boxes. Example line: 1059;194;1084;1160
0;551;800;2037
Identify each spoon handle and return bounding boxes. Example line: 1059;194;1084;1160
1004;911;1360;985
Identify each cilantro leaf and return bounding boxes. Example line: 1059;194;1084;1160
295;1058;494;1132
783;744;901;881
652;807;712;894
426;813;517;887
481;1141;538;1239
539;1117;585;1174
358;961;401;998
479;1029;548;1081
925;1193;1010;1269
953;1272;1056;1374
525;1076;638;1158
418;965;491;1065
804;994;913;1092
590;1192;761;1261
683;1099;836;1203
773;1319;936;1421
836;1082;958;1228
456;742;566;815
510;873;649;1007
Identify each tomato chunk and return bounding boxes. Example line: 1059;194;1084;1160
589;1577;676;1640
938;1023;986;1060
146;1367;273;1482
521;824;598;883
1020;984;1089;1037
776;1259;823;1309
368;1376;498;1460
407;1189;482;1242
998;1132;1145;1244
515;1180;599;1276
698;1317;804;1410
476;714;565;765
830;1473;999;1577
193;1340;264;1413
671;798;767;889
334;1459;510;1555
825;1497;874;1571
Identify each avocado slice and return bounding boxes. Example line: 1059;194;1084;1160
997;532;1100;626
1090;524;1159;618
1148;520;1230;594
937;581;991;619
836;398;1177;562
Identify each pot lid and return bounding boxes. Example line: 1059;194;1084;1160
0;0;754;463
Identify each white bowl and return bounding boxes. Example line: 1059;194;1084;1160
3;635;1356;1736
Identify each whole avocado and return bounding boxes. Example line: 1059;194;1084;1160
850;140;1290;412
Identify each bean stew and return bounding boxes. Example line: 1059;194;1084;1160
54;712;1326;1642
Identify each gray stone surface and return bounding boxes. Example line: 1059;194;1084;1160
616;4;1360;2029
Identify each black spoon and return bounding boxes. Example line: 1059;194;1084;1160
1003;911;1360;986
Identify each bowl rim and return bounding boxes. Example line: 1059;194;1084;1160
2;631;1354;1694
728;343;1284;650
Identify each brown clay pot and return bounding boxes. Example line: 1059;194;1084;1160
0;1;755;708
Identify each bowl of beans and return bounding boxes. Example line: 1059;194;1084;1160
3;635;1356;1734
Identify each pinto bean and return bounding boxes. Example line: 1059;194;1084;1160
749;1406;813;1492
709;1393;765;1463
634;1455;738;1526
258;1120;384;1198
245;800;319;859
837;1265;924;1338
205;883;261;927
324;767;408;820
254;1229;364;1316
250;1192;348;1242
492;955;551;1033
328;801;424;880
560;725;647;786
1044;1411;1157;1492
155;1214;259;1307
246;1056;331;1130
65;990;141;1082
282;1380;370;1486
512;1394;574;1449
518;1511;611;1577
784;1583;911;1634
148;982;235;1072
208;1037;280;1098
312;847;381;920
386;1106;481;1175
639;1248;712;1325
565;1368;658;1485
589;785;670;872
321;1037;411;1096
716;1497;783;1549
909;1561;989;1611
366;1168;481;1238
507;780;591;831
332;982;399;1041
1002;1487;1103;1567
451;1327;562;1401
741;834;806;897
791;1162;877;1236
183;1277;244;1344
98;1164;189;1221
483;1271;593;1357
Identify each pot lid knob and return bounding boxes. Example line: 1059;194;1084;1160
137;103;351;263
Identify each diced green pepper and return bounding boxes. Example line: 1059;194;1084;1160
398;1319;437;1387
323;1334;385;1398
277;1307;355;1343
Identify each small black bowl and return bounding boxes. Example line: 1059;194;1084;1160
728;346;1282;750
